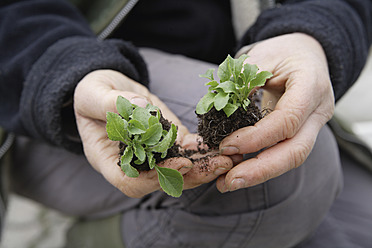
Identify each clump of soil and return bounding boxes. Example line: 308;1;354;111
197;97;263;150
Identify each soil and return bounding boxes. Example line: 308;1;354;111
117;96;266;173
197;97;263;150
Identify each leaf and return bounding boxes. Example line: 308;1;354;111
205;80;219;90
121;163;139;178
116;96;133;121
148;115;159;127
120;145;133;166
128;119;146;134
132;107;151;129
150;124;175;153
250;71;273;88
145;103;159;112
242;63;259;84
214;91;229;111
155;165;183;197
133;142;146;163
199;68;215;81
243;99;251;108
196;92;215;115
223;103;239;117
229;54;248;83
216;81;237;94
141;123;163;146
217;55;232;82
106;112;129;142
147;151;156;169
169;124;178;146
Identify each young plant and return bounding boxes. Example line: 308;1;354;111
106;96;183;198
196;54;273;117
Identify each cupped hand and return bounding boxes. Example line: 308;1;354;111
216;33;335;193
74;70;233;198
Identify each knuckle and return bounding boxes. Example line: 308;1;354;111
282;109;303;138
289;141;312;168
251;159;274;184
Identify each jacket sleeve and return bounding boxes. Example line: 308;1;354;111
0;0;148;152
239;0;372;101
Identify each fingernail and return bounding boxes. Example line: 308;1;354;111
220;183;228;193
214;167;228;176
229;178;246;192
179;164;194;174
220;146;240;155
130;97;149;108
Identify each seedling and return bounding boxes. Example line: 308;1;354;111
196;54;273;117
106;96;183;197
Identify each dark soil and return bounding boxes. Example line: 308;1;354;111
197;98;263;149
117;96;266;173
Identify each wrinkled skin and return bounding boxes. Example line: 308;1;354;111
74;70;235;198
74;33;334;197
216;33;335;193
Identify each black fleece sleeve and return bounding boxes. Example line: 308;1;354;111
240;0;372;101
0;0;148;152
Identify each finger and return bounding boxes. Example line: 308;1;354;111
220;77;319;155
75;80;150;121
183;153;233;190
216;113;323;193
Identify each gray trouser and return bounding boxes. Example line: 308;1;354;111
11;49;343;248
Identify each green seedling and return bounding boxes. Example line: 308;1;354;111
196;54;273;117
106;96;183;197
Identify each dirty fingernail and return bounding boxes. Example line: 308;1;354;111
221;146;240;155
130;97;149;108
179;164;194;174
229;178;246;192
214;167;229;176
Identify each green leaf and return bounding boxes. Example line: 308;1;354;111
243;99;251;108
147;151;156;169
141;123;163;146
120;145;133;166
128;119;146;134
229;54;248;83
116;96;133;121
196;92;215;115
250;71;273;88
145;103;159;112
216;81;237;94
148;115;159;127
133;142;146;163
223;103;239;117
150;125;175;153
106;112;129;142
242;63;259;84
214;91;229;111
217;55;232;82
132;107;151;129
155;165;183;197
199;68;215;81
205;80;219;90
169;124;178;146
121;163;139;178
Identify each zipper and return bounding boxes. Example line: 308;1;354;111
98;0;139;40
0;133;14;160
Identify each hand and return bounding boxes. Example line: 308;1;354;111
74;70;233;198
216;33;335;193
